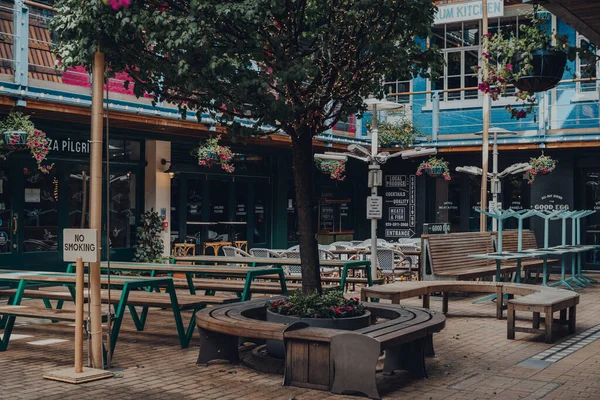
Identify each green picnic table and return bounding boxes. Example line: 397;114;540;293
0;271;202;353
78;262;289;301
171;255;374;289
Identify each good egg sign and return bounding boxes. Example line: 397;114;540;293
63;229;98;263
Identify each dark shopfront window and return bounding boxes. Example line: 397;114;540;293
585;171;600;266
23;168;59;252
109;171;137;249
254;182;268;244
209;180;230;240
435;178;460;233
68;165;90;228
287;184;298;243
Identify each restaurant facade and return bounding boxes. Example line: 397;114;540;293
0;0;600;271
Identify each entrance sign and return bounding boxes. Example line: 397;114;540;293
63;229;98;262
435;0;503;24
366;196;383;219
383;174;417;239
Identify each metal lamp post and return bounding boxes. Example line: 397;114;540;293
363;98;404;278
474;126;518;230
318;96;437;278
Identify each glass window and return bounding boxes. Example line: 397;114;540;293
287;184;298;242
577;34;598;93
463;22;480;47
170;176;180;244
185;178;203;243
254;183;268;244
446;23;462;48
234;182;247;242
23;168;58;252
68;166;90;228
431;17;528;102
0;167;12;254
584;171;600;266
209;180;229;241
435;178;460;233
109;139;141;161
109;171;136;248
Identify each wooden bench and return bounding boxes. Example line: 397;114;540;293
195;299;445;399
421;232;544;281
361;280;579;343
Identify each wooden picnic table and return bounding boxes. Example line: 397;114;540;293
0;270;211;353
86;262;289;301
170;255;373;289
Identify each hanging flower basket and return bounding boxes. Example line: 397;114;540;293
369;119;421;148
0;112;53;173
512;50;567;93
474;10;593;121
527;154;557;184
416;157;451;180
192;135;235;173
315;159;346;181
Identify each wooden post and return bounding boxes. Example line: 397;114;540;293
74;257;84;374
480;0;490;232
89;50;105;369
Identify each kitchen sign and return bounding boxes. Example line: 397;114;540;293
435;0;503;24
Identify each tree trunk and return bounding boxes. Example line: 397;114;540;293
291;130;322;294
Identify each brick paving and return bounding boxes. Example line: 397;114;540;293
2;280;600;399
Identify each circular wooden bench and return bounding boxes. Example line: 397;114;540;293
361;281;579;343
195;298;445;399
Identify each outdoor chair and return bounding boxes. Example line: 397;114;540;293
329;241;353;250
222;246;251;258
249;248;282;258
222;246;251;266
374;247;413;282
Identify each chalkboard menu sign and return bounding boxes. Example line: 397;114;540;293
383;174;417;239
317;198;353;233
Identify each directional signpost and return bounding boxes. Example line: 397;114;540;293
43;229;112;384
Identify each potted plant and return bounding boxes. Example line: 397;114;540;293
0;111;53;173
527;154;557;184
314;158;346;181
265;290;369;358
371;119;420;148
475;9;597;120
191;135;235;173
416;157;451;180
133;209;167;263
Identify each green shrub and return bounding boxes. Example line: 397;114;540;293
267;290;365;319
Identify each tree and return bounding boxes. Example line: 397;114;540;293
52;0;442;294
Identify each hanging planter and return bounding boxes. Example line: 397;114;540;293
527;154;557;184
315;158;346;181
191;135;235;173
416;157;451;180
512;50;567;93
369;119;420;148
475;8;595;121
0;112;53;173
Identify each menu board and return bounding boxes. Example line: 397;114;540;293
383;174;417;239
320;203;335;231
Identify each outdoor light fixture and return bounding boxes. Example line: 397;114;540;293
314;153;348;162
400;147;438;160
161;158;177;179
